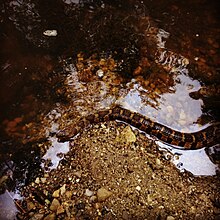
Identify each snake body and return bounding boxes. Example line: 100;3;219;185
57;107;220;149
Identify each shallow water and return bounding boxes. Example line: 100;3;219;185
0;0;219;218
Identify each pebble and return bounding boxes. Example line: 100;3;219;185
27;201;35;211
97;69;104;78
43;30;57;37
85;189;94;197
52;189;60;198
65;191;72;199
43;213;56;220
29;213;44;220
73;170;82;178
117;126;136;143
179;110;186;120
56;205;65;215
166;216;175;220
97;187;112;202
156;158;161;166
136;186;141;191
50;198;60;212
60;184;66;195
40;178;47;183
178;120;186;126
167;105;174;113
35;177;40;184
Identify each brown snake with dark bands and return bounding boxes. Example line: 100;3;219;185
57;107;220;149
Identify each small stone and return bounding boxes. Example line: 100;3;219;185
147;194;152;203
52;189;60;198
27;201;35;211
179;110;186;120
179;120;186;126
85;189;94;197
45;199;50;205
50;198;60;212
156;158;161;166
122;211;130;220
60;184;66;195
97;187;112;202
117;126;136;143
43;213;56;220
41;178;47;183
136;186;141;191
35;177;40;184
90;195;97;202
30;213;44;220
57;205;65;215
97;69;104;78
190;206;196;213
167;105;174;113
166;216;175;220
73;170;82;178
43;30;57;37
65;191;72;198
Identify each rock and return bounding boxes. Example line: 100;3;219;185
30;213;44;220
60;184;66;195
41;178;47;183
52;189;60;198
65;191;73;198
56;205;65;215
27;201;35;211
179;110;186;120
166;216;175;220
156;158;161;166
97;187;112;202
167;105;174;113
136;186;141;191
50;198;60;212
117;126;136;143
85;189;94;197
43;213;56;220
35;177;40;184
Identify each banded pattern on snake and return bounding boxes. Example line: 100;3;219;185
57;107;220;150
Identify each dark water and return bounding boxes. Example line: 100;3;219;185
0;0;219;218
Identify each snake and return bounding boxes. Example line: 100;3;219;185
57;106;220;150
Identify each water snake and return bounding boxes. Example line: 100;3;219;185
57;106;220;149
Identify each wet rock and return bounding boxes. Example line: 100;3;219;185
97;187;112;202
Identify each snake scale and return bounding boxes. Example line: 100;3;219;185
57;106;220;149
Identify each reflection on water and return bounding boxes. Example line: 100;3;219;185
0;190;19;220
41;137;69;171
120;73;203;132
157;142;219;176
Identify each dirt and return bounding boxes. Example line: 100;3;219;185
0;1;220;220
15;121;220;220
